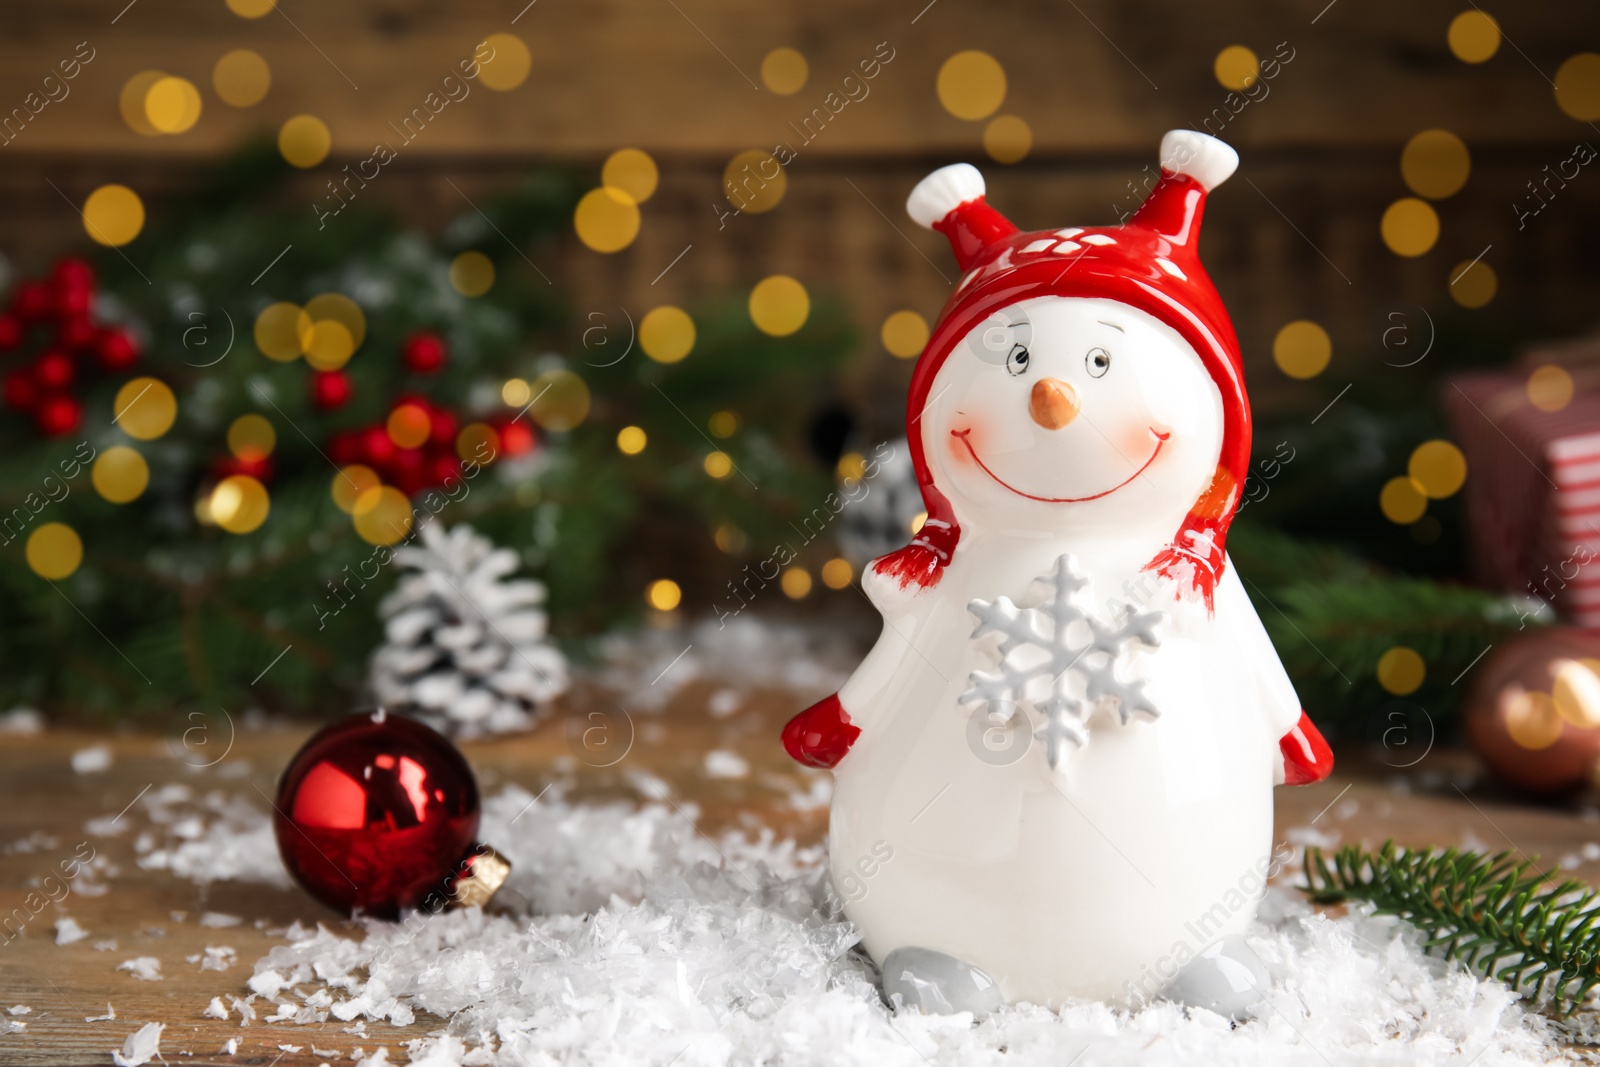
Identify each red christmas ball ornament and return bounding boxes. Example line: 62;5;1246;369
33;351;75;391
35;394;82;436
51;257;96;293
0;314;22;351
1464;627;1600;794
4;367;37;410
402;331;447;373
273;710;510;918
95;327;140;371
12;281;52;322
310;369;352;410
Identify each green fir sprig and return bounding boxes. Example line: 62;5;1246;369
1304;841;1600;1016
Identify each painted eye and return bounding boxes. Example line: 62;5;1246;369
1005;344;1030;376
1086;347;1111;378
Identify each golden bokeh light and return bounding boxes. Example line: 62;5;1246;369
449;251;496;297
529;369;591;432
1553;660;1600;728
1400;129;1470;199
1449;259;1497;308
714;524;747;553
836;451;866;482
82;185;145;248
1505;689;1563;750
1272;320;1331;379
214;49;271;107
761;47;809;95
1377;646;1426;696
1448;10;1501;63
114;377;177;441
145;75;202;134
640;306;695;364
1380;197;1440;257
574;186;641;253
456;422;502;464
211;475;270;534
937;50;1006;120
479;33;532;92
1527;364;1575;413
331;465;381;514
881;310;929;359
227;414;276;460
708;411;739;438
119;71;166;136
353;486;412;545
502;378;532;406
1408;440;1467;499
748;275;810;337
278;114;331;168
26;523;83;580
781;567;812;599
1380;476;1428;525
647;578;682;611
983;115;1032;164
92;446;149;505
1213;45;1260;91
616;426;647;455
723;150;787;213
704;451;733;479
304;292;366;349
225;0;276;16
303;319;355;370
254;302;313;362
387;403;432;449
601;148;659;204
1555;53;1600;121
821;557;853;590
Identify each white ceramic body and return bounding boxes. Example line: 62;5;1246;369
829;296;1300;1007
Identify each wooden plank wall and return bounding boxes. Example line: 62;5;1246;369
1;0;1597;427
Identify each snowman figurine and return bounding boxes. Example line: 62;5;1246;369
783;130;1332;1016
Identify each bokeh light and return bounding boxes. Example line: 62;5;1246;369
616;426;647;455
704;451;733;479
456;422;502;464
211;475;270;534
1213;45;1260;91
781;567;812;599
26;523;82;580
1272;320;1331;379
602;148;658;204
983;115;1032;164
647;578;681;611
1400;129;1470;199
304;292;366;349
278;114;331;168
1376;646;1426;695
227;414;276;460
254;302;313;361
331;465;381;514
479;33;532;91
821;558;853;590
640;306;695;363
723;150;786;213
225;0;275;16
145;76;202;134
937;51;1006;120
114;377;177;441
449;251;496;297
714;524;747;553
387;403;432;449
708;411;739;438
761;48;809;95
303;319;355;370
574;187;641;252
353;486;412;544
1408;440;1467;498
1555;53;1600;121
502;378;532;406
529;369;591;432
82;185;145;247
214;49;271;107
92;446;149;504
748;275;810;337
1380;476;1428;524
881;310;929;358
1380;198;1440;257
1505;689;1563;750
1449;259;1497;308
1447;10;1500;63
1527;364;1575;412
119;71;166;136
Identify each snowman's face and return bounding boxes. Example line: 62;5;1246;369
922;296;1224;535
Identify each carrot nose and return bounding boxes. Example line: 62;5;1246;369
1029;377;1079;429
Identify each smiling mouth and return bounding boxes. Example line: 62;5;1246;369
951;427;1170;503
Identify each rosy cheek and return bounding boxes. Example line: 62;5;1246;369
947;424;984;466
1119;423;1163;458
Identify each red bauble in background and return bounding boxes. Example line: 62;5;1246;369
12;281;51;322
402;331;447;373
274;710;506;918
95;327;140;370
311;369;352;409
33;351;75;391
35;394;82;436
0;315;23;351
1463;627;1600;794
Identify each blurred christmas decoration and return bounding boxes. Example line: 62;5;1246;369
833;438;923;568
1462;627;1600;793
369;521;567;739
274;709;508;918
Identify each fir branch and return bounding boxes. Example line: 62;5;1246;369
1304;841;1600;1015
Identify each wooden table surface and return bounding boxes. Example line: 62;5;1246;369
3;678;1598;1067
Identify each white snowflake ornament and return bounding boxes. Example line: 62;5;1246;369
959;554;1164;770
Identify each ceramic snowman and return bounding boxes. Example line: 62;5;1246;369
783;130;1333;1016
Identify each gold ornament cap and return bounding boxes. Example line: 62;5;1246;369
449;843;512;910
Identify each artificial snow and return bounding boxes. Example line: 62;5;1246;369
199;911;243;928
703;749;751;779
111;1021;164;1066
54;916;88;944
6;1006;29;1016
116;957;162;981
86;1003;115;1022
71;743;112;773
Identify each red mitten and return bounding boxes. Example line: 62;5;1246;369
781;693;860;769
1279;710;1333;786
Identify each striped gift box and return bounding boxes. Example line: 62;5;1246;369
1447;343;1600;625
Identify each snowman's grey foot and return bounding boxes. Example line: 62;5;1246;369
879;946;1004;1018
1160;935;1270;1019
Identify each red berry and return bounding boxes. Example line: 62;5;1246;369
500;420;535;457
429;454;462;487
428;409;457;449
35;394;81;436
13;281;51;322
362;425;396;468
53;285;93;320
95;327;140;370
3;367;36;410
402;331;447;373
392;448;425;496
33;351;75;391
57;316;97;352
0;315;21;351
234;454;274;481
328;430;362;466
310;370;351;409
51;258;95;293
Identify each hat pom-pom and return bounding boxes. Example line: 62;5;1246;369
1159;130;1238;191
906;163;986;229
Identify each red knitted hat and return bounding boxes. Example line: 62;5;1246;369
884;130;1250;608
